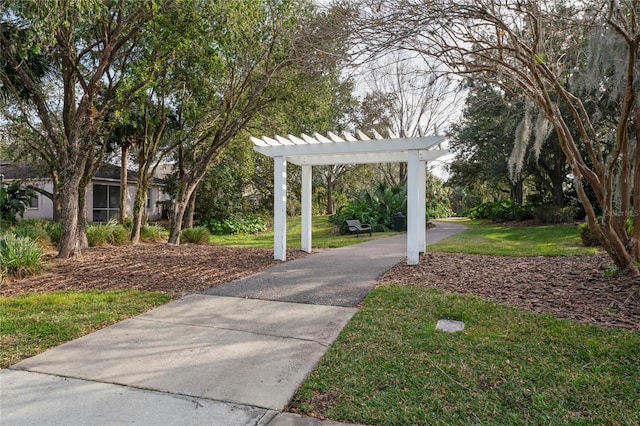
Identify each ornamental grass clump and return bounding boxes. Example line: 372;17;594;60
140;224;167;243
87;224;111;247
0;233;44;281
87;222;129;247
181;226;210;244
106;223;129;246
12;225;52;247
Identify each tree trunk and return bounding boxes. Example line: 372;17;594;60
119;145;129;224
326;177;334;215
130;183;147;244
77;186;89;250
57;174;82;258
510;179;523;205
168;200;188;244
399;163;407;186
183;190;196;229
52;171;62;221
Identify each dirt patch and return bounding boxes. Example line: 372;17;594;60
380;252;640;331
0;244;310;297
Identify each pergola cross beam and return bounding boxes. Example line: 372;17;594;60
251;130;448;265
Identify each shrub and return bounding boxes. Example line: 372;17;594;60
532;205;579;224
12;225;52;247
331;181;408;233
45;221;62;246
579;222;600;247
140;225;167;243
0;233;44;281
0;180;35;224
181;226;210;244
87;222;129;247
466;200;533;222
206;215;267;235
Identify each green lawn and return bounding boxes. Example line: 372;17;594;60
429;218;598;256
289;219;639;425
290;285;640;425
209;215;403;249
0;290;171;368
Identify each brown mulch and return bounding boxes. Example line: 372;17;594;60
0;244;310;297
380;252;640;331
2;244;639;331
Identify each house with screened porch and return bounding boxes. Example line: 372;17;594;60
0;161;169;222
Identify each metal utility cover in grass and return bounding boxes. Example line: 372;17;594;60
251;129;448;265
436;319;465;333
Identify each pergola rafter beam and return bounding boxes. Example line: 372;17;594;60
289;150;448;166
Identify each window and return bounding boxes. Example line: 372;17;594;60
93;184;120;222
27;194;39;209
147;188;153;209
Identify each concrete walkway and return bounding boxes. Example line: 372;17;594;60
1;221;466;426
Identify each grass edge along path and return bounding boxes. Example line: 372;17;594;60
428;219;598;257
0;290;172;368
210;215;403;249
289;285;640;426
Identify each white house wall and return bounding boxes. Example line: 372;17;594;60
21;180;166;222
23;181;55;220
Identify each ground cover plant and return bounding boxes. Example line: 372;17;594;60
0;233;44;282
0;290;171;368
289;285;640;425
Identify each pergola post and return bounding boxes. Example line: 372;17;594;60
407;150;421;265
274;156;287;260
301;165;312;253
418;160;426;253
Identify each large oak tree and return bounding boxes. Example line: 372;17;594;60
0;0;174;257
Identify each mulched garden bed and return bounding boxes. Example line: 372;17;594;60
380;252;640;331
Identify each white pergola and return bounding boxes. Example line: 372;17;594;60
251;129;448;265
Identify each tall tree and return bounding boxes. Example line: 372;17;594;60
351;0;640;276
165;0;353;243
0;1;171;257
166;1;296;243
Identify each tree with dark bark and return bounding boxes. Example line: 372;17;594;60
165;1;318;244
0;1;172;257
448;81;570;207
350;0;640;276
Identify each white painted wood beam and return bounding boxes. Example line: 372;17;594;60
253;136;445;158
418;160;426;253
285;150;448;166
301;165;312;253
273;157;287;261
407;150;421;265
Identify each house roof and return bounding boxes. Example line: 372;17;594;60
0;161;165;185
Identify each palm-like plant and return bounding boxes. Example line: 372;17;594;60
0;20;52;103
